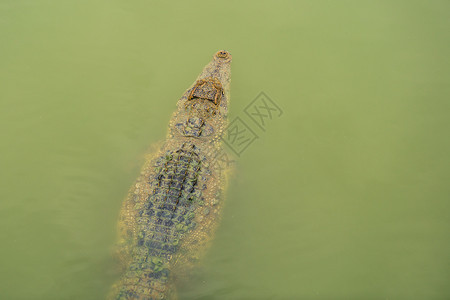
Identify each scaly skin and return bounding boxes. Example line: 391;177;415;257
109;50;232;300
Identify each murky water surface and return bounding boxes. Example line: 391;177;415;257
1;1;449;299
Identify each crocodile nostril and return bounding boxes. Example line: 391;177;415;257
215;50;231;60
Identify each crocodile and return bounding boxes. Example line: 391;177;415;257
109;50;232;300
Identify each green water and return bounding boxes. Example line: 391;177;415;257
1;1;449;299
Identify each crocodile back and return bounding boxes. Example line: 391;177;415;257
112;143;209;299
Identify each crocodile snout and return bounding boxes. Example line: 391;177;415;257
214;50;232;62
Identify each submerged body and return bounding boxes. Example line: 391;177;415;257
109;51;232;300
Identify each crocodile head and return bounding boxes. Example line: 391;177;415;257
171;50;232;140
